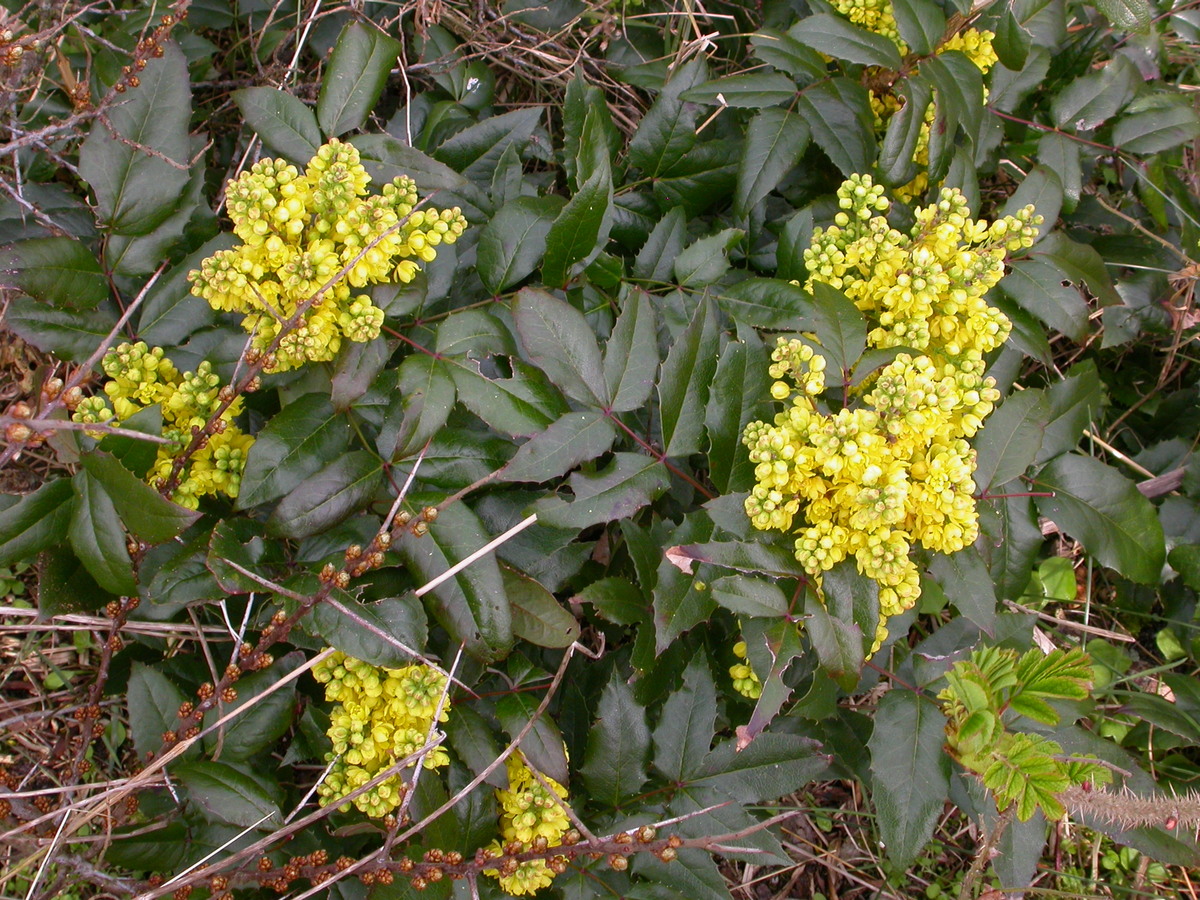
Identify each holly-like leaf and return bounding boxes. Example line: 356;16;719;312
316;21;402;137
502;410;616;484
1034;364;1104;465
582;672;650;806
604;289;658;413
0;238;107;310
174;760;282;827
233;87;321;163
633;207;687;284
809;282;867;380
237;394;350;509
435;107;543;181
711;574;789;618
689;733;829;800
446;355;567;438
308;593;428;669
737;618;806;748
629;58;707;177
1051;56;1138;132
476;196;563;293
879;77;933;187
892;0;946;55
734;109;811;217
513;287;609;408
658;296;719;456
682;72;798;108
796;78;875;177
69;470;136;596
203;653;301;762
504;566;580;648
126;662;194;761
0;478;75;568
542;160;613;288
929;547;997;635
384;354;458;460
973;389;1049;492
534;453;669;530
652;655;717;781
266;452;382;540
789;13;904;68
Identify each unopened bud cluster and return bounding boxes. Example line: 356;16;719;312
744;177;1041;649
188;139;466;371
484;752;573;895
312;651;450;818
729;640;762;699
70;342;253;509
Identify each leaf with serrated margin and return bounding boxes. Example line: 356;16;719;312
652;513;716;654
1033;364;1103;465
535;453;669;530
203;653;301;762
711;575;789;618
0;238;107;310
233;87;320;163
923;52;984;145
502;410;616;483
823;558;879;654
604;289;658;412
476;195;564;293
879;77;933;187
513;287;608;408
892;0;946;54
808;598;864;692
446;705;507;789
1037;133;1081;213
789;13;904;67
446;355;566;438
266;451;382;540
583;672;650;806
1112;93;1200;154
317;21;401;137
207;520;281;594
308;593;428;668
659;296;719;456
504;566;579;648
1051;56;1138;132
810;282;867;381
0;479;74;568
174;760;282;827
351;133;488;219
78;453;198;543
674;228;742;288
706;335;770;493
1093;0;1153;31
750;28;828;82
653;655;717;781
435;107;543;181
496;692;568;785
1034;453;1165;584
737;618;806;748
667;540;808;578
1001;258;1090;341
542;161;613;288
634;207;687;284
870;690;951;867
929;547;997;635
974;389;1049;493
1036;233;1121;308
238;393;350;509
796;78;875;177
137;234;233;346
69;470;136;596
978;489;1044;602
690;733;829;800
386;354;457;459
1002;166;1062;243
6;295;118;362
734;109;810;218
715;277;811;329
629;58;707;177
127;662;194;762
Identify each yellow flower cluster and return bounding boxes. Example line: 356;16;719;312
830;0;905;50
311;651;450;818
188;139;467;372
486;752;572;896
70;342;253;509
744;177;1041;648
730;640;762;699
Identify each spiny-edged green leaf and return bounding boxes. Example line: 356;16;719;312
78;452;198;543
6;294;118;362
351;133;488;218
634;849;733;900
78;43;191;235
653;655;717;781
0;238;107;310
233;87;321;163
445;705;506;789
665;784;791;865
923;51;984;144
681;72;798;108
1051;56;1138;132
174;760;282;827
0;478;74;568
476;195;563;293
973;388;1049;492
979;491;1050;602
870;690;951;868
396;502;512;662
434;107;543;181
534;452;669;530
710;574;789;618
238;393;350;509
658;295;719;456
502;410;616;484
1037;234;1121;308
574;576;646;626
141;524;222;613
879;77;933;187
716;277;810;329
1037;132;1082;213
126;662;194;762
633;207;687;284
542;161;613;288
265;451;382;540
810;282;867;379
807;597;864;691
824;557;880;653
307;592;428;669
512;287;608;408
673;228;742;288
504;566;580;648
666;540;808;579
69;470;136;596
386;354;457;459
892;0;946;55
137;234;234;346
652;513;716;654
582;671;651;806
564;76;620;191
796;78;875;177
706;334;770;493
1111;92;1200;154
36;545;116;616
750;28;828;82
104;822;190;873
331;338;388;410
495;691;568;785
1092;0;1153;31
629;57;707;177
1033;453;1165;584
992;5;1032;70
789;13;904;68
1002;165;1062;242
929;547;997;635
1033;364;1103;465
734;108;811;217
689;732;829;800
435;308;517;358
316;21;402;137
207;520;282;594
604;289;658;413
445;355;567;438
203;652;301;762
737;617;806;748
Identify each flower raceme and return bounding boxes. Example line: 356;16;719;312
744;177;1041;650
188;139;467;372
485;752;573;895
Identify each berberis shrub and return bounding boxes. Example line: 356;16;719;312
1;0;1199;898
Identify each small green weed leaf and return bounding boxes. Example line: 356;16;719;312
435;107;543;181
583;672;651;806
0;237;107;310
789;13;904;68
1112;93;1200;154
604;289;658;413
0;478;74;567
659;295;719;456
535;453;669;530
973;388;1049;492
127;662;193;762
715;278;810;329
502;410;616;483
750;28;828;81
738;618;806;746
386;355;458;459
513;287;609;408
634;207;687;284
308;593;428;669
78;453;198;544
5;295;118;362
810;282;867;380
796;78;875;177
870;690;951;868
1033;364;1103;465
476;195;563;293
1092;0;1153;31
674;228;742;287
233;87;320;162
69;470;136;596
681;72;798;108
1011;647;1093;715
78;42;191;235
929;546;997;635
652;655;717;781
1034;453;1165;584
735;108;811;217
203;652;301;762
174;760;282;827
316;21;401;137
711;574;789;618
542;160;613;288
1051;56;1137;132
446;355;567;438
690;733;828;800
504;566;579;648
137;234;233;346
496;692;568;785
983;732;1069;821
629;58;707;177
266;451;382;540
892;0;946;55
238;393;350;509
879;77;932;187
396;502;512;662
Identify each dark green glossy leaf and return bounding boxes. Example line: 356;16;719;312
238;393;350;509
652;140;739;217
652;655;717;781
36;546;116;616
1034;365;1103;465
629;58;707;177
542;160;613;288
1001;258;1090;341
233;87;321;163
659;296;719;456
0;238;107;310
892;0;946;54
316;21;402;137
142;524;223;612
923;52;984;145
1002;165;1062;241
681;72;798;108
1112;93;1200;154
807;599;864;691
476;195;563;293
810;282;867;380
633;207;687;284
929;546;997;634
446;355;567;438
1092;0;1153;31
266;451;382;540
434;107;543;181
446;705;506;789
331;337;389;410
974;389;1049;492
137;234;233;346
690;733;828;800
1034;453;1165;584
706;336;770;493
796;78;875;177
504;566;579;648
582;672;650;806
69;470;136;596
385;355;457;460
1037;133;1082;213
6;293;118;362
1169;544;1200;591
127;662;193;761
789;13;904;68
652;513;715;654
1051;56;1137;131
734;108;811;217
207;520;280;594
715;277;810;329
750;28;828;81
78;452;199;543
978;490;1044;602
0;478;74;568
351;133;488;218
534;453;669;530
738;618;806;747
495;692;567;785
673;228;741;288
513;287;608;408
604;289;658;413
564;75;619;191
502;410;616;484
1036;233;1121;308
174;760;281;827
203;653;301;762
879;77;932;187
711;574;788;617
667;540;808;579
309;592;428;669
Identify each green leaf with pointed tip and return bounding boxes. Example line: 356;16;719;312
513;287;608;408
604;289;658;413
238;393;350;509
1037;133;1081;213
233;87;320;163
870;690;951;868
892;0;946;55
6;294;118;362
634;207;687;284
1092;0;1153;31
659;296;719;456
1036;233;1121;308
69;470;136;596
583;672;650;806
689;733;828;799
715;278;810;329
974;389;1049;492
706;335;770;493
673;228;742;288
667;541;808;579
317;21;402;137
737;617;806;747
435;107;544;181
126;662;194;762
810;282;867;380
0;238;107;310
789;13;904;68
476;195;563;293
681;72;798;108
796;78;875;177
629;58;707;177
653;655;717;781
1111;93;1200;154
174;760;282;827
1051;56;1138;132
879;77;932;187
923;52;984;144
266;451;382;540
734;108;810;218
207;520;281;594
445;355;567;438
0;478;75;568
496;692;568;785
534;453;669;530
203;653;301;762
504;566;580;648
978;491;1044;602
1002;165;1062;241
929;546;997;635
1034;453;1165;584
502;410;616;484
1001;258;1090;342
750;28;828;82
308;593;428;669
78;453;199;543
711;574;789;618
1033;365;1103;465
137;234;233;346
808;598;864;692
542;160;613;288
385;354;457;460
